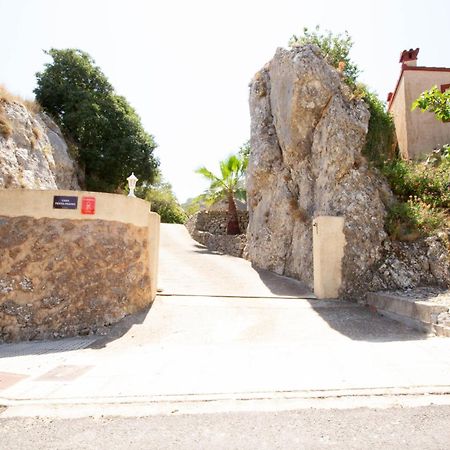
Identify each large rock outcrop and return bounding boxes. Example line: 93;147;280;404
0;99;79;190
247;45;396;297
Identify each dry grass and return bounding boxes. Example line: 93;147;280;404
23;99;41;114
0;106;13;138
29;126;42;149
32;126;42;140
0;84;41;114
289;197;309;222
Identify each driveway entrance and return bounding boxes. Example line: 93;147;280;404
158;224;312;298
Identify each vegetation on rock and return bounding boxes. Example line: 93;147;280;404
358;88;397;163
289;27;448;242
289;27;396;165
34;49;159;192
0;105;13;139
382;148;450;240
289;26;359;86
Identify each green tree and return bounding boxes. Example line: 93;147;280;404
196;154;247;234
289;25;360;86
137;177;187;224
34;49;159;192
412;86;450;122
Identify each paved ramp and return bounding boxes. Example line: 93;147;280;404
158;224;312;298
2;224;450;416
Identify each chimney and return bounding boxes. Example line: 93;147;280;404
399;48;420;67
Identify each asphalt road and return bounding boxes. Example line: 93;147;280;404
1;405;450;450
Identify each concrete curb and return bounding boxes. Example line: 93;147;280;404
2;386;450;418
367;292;450;337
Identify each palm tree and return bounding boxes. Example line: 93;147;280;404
196;154;248;235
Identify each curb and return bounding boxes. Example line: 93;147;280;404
2;385;450;418
367;292;450;337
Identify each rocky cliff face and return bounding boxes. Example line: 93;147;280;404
0;99;79;190
247;45;449;298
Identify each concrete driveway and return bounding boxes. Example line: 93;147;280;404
1;223;450;417
158;224;312;297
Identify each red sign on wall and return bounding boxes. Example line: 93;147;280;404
81;196;96;215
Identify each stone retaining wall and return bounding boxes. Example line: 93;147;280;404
185;211;248;257
185;210;249;236
0;189;160;342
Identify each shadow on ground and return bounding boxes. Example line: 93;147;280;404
306;300;427;342
255;264;427;343
87;306;151;349
0;307;151;358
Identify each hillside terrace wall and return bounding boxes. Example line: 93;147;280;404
185;210;248;257
0;189;160;342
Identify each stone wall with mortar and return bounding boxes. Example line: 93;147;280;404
185;210;248;257
0;189;160;342
186;210;249;236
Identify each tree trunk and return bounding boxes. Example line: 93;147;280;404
227;192;241;235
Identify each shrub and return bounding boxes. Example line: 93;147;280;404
386;198;447;241
381;158;450;208
289;25;359;86
137;177;187;224
382;152;449;239
412;86;450;122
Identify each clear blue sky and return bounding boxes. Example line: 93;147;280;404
1;0;450;202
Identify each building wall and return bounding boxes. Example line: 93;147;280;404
0;189;160;342
390;76;409;159
393;69;450;159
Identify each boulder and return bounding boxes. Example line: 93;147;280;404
0;99;79;190
246;45;391;297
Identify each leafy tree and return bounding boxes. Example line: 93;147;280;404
34;49;159;192
289;25;360;86
196;154;247;234
137;177;187;224
412;86;450;122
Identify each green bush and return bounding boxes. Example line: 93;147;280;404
289;25;359;86
386;199;447;241
412;86;450;122
137;178;186;224
382;152;449;239
381;158;450;208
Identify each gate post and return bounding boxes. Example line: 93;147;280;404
312;216;345;299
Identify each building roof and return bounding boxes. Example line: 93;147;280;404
387;65;450;112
